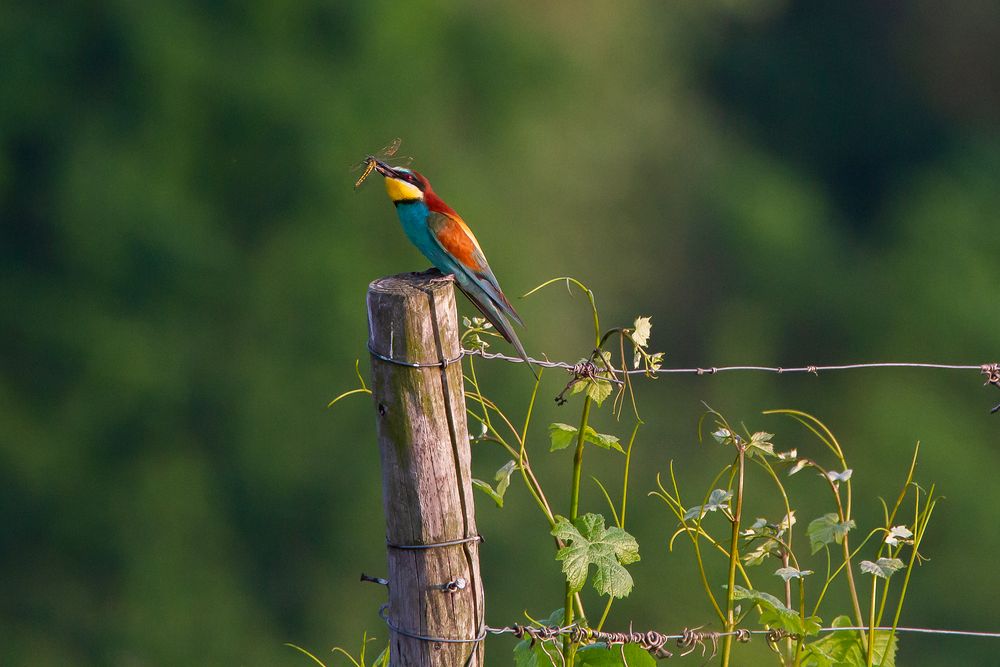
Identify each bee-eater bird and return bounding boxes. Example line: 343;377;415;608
371;159;535;377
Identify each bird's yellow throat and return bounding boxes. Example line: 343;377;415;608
384;177;422;202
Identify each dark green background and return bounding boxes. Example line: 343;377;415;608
2;2;997;665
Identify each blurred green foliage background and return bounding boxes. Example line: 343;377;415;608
2;1;998;665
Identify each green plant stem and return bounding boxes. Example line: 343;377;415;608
879;487;937;667
464;355;488;424
666;462;734;623
620;423;639;526
844;535;864;625
595;425;637;630
839;509;865;629
875;443;920;627
563;395;594;665
782;551;794;662
866;577;878;667
570;396;592;526
768;410;864;627
616;332;641;420
810;528;882;617
667;525;753;590
752;457;802;665
464;398;556;528
522;276;600;345
465;371;587;622
464;371;560;524
751;457;795;555
721;446;745;667
813;462;865;630
596;597;613;632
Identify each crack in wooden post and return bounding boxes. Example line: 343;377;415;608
367;269;485;666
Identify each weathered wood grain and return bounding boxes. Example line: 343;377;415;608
367;270;484;667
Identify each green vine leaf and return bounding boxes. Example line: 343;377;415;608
712;427;734;444
789;459;811;475
551;513;640;598
471;460;518;508
859;558;905;579
741;517;770;537
825;469;853;483
775;566;814;581
585;350;615;406
630;316;653;370
513;610;565;667
576;642;657;666
629;316;665;373
683;489;732;521
802;615;898;667
741;514;793;566
646;352;664;372
471;479;503;507
747;431;776;458
807;513;856;554
631;316;652;348
514;639;558;667
742;541;780;567
549;423;578;451
468;333;490;351
884;525;913;546
494;460;517;497
586;377;613;406
731;585;822;637
584;430;622;451
548;423;623;453
514;640;558;667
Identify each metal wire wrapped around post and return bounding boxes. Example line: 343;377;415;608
366;270;485;666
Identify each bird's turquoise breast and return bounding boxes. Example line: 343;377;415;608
395;201;447;268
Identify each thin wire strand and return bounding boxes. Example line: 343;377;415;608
481;623;1000;641
369;342;465;368
386;534;483;550
465;348;992;377
813;626;1000;639
380;605;487;644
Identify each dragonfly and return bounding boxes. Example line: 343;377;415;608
352;137;412;190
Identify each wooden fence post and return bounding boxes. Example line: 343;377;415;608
367;270;485;667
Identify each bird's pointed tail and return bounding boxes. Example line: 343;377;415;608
455;282;538;381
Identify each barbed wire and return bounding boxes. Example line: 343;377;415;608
369;578;1000;649
466;348;994;378
376;604;1000;661
483;621;1000;642
465;349;1000;411
482;622;1000;661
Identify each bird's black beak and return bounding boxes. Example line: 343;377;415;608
374;160;398;178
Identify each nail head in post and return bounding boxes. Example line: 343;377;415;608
441;577;467;593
